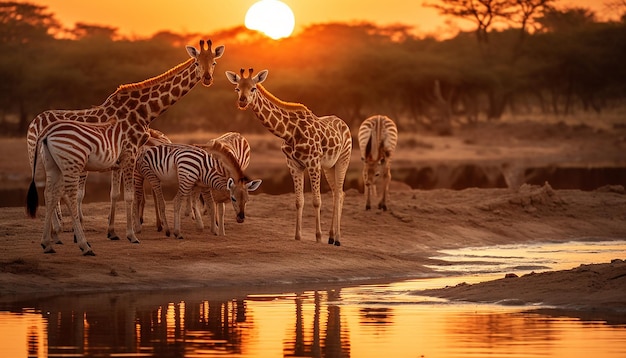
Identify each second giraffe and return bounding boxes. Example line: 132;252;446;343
226;68;352;246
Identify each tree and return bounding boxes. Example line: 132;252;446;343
0;1;59;44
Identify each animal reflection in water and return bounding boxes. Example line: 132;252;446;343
35;290;350;356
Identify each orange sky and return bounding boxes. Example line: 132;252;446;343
42;0;610;38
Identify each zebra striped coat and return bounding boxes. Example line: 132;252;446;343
133;141;261;239
194;132;253;236
358;115;398;211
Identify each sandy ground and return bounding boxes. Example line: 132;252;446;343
1;183;625;310
1;118;625;310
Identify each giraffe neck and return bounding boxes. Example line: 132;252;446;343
251;84;311;141
106;58;199;127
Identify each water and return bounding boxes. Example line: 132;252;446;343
1;240;625;358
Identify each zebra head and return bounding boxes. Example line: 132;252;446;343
227;177;262;223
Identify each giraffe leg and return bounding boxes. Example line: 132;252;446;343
132;172;145;234
107;169;122;240
290;167;305;241
329;151;351;246
120;161;140;243
324;166;339;245
308;167;323;243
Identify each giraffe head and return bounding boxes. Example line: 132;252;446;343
227;177;263;223
225;68;269;109
186;39;225;87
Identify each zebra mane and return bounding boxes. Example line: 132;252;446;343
257;84;310;112
194;140;247;181
113;57;196;94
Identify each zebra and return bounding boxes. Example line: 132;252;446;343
132;140;261;239
358;115;398;211
192;132;252;236
26;118;152;255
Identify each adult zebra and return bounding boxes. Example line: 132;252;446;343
358;115;398;211
194;132;252;236
132;140;261;239
26;40;225;255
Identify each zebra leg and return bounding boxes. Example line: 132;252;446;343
51;198;64;245
77;173;87;223
290;167;305;241
152;183;170;237
203;191;218;235
378;164;391;211
42;169;64;254
172;192;187;239
64;177;94;256
107;169;122;240
191;189;204;231
151;188;163;232
218;202;226;236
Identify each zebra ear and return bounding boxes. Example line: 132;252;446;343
227;177;235;190
246;179;262;192
225;71;239;84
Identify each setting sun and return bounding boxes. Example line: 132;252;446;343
245;0;295;39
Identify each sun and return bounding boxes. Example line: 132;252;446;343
245;0;295;40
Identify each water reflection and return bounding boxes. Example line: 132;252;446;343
2;285;626;358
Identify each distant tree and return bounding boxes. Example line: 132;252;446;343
71;22;118;40
0;1;59;44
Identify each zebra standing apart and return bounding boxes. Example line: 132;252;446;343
133;140;261;239
358;115;398;211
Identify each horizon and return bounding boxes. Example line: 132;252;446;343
41;0;611;39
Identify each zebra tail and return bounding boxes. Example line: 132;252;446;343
26;135;42;218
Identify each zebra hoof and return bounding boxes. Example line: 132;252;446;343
365;205;371;210
328;238;335;245
165;230;171;237
108;234;120;241
82;250;95;256
379;204;387;211
41;245;56;254
334;240;341;247
55;240;63;245
127;237;140;244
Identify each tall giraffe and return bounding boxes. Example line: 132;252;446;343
225;68;352;246
26;40;225;255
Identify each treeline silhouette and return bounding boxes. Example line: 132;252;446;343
1;1;625;137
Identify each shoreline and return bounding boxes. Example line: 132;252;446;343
1;186;625;310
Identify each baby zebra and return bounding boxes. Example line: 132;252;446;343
193;132;252;235
358;115;398;211
133;141;261;239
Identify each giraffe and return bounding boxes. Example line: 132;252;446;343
26;40;225;254
225;68;352;246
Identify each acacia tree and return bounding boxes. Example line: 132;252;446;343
0;1;60;132
427;0;554;119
